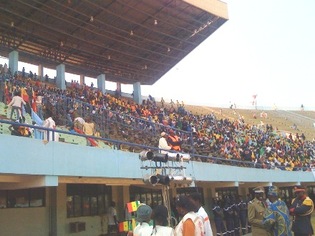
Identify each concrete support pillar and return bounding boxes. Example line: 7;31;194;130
9;50;18;75
122;186;131;220
116;82;121;94
80;75;85;85
56;64;66;90
133;82;142;104
205;187;214;218
112;186;124;220
38;64;44;81
97;74;106;94
48;187;58;236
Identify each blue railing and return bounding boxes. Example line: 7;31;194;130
2;77;194;152
42;96;194;152
1;77;314;171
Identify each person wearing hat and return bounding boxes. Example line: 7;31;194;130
175;194;205;236
263;186;292;236
132;204;153;236
289;185;314;236
150;205;174;236
158;132;172;154
248;186;271;236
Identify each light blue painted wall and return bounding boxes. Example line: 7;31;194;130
0;134;314;183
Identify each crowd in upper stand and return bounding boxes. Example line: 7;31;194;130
1;65;315;171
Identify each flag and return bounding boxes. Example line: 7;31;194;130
126;201;140;213
118;221;129;232
31;109;44;140
21;87;29;102
74;127;98;147
128;218;136;231
31;109;43;125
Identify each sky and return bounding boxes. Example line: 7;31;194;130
1;0;315;110
142;0;315;110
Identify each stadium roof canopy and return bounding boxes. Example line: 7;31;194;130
0;0;228;85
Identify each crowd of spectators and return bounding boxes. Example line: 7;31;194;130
1;66;315;171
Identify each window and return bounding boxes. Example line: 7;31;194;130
30;188;45;207
0;190;6;208
67;184;111;218
215;187;238;200
176;187;204;204
97;194;108;215
82;196;90;216
8;189;29;208
0;188;45;208
176;187;203;195
73;195;82;217
278;187;292;206
67;196;74;217
90;196;98;215
307;186;315;203
129;186;163;208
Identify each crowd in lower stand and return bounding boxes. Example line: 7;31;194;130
1;65;315;171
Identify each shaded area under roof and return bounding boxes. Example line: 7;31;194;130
0;0;228;85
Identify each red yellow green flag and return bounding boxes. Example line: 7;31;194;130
126;201;140;213
118;221;129;232
128;218;136;230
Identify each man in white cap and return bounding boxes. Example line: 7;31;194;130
158;132;171;154
248;186;271;235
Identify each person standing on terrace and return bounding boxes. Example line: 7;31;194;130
8;90;26;122
42;112;59;142
35;91;44;120
160;97;165;107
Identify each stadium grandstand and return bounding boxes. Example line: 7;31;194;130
0;1;315;236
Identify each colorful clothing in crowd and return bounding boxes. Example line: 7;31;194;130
263;199;292;236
